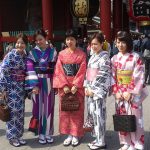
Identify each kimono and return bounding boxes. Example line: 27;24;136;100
84;51;111;144
111;52;148;150
53;48;86;137
25;46;57;136
0;49;26;140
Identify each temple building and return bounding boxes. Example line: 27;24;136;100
0;0;150;56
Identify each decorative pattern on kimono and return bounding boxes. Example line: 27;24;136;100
53;48;86;137
111;52;148;149
84;51;111;144
25;46;57;136
0;49;26;140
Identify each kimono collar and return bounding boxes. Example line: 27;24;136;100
12;49;27;57
35;45;49;52
93;50;108;57
118;52;130;57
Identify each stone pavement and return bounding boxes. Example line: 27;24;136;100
0;85;150;150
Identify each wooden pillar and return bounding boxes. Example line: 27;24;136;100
42;0;53;39
64;0;72;30
100;0;111;42
113;0;123;39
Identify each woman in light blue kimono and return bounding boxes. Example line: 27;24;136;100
0;33;28;147
84;32;111;150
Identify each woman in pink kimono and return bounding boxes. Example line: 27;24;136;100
111;31;148;150
53;29;86;147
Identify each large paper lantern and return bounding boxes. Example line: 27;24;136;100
71;0;99;24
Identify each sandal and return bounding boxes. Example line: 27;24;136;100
46;135;54;144
89;142;106;150
63;135;72;146
87;140;97;147
71;137;79;147
18;138;27;145
9;139;21;147
118;145;129;150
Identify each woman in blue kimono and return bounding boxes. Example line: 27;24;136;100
0;33;28;147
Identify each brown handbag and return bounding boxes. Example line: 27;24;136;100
0;99;10;122
61;93;80;111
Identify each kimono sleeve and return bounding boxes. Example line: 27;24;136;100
0;53;14;92
53;54;69;88
111;55;118;94
91;54;111;100
127;57;145;95
25;53;39;90
72;53;87;88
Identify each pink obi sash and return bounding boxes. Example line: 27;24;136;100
86;68;98;81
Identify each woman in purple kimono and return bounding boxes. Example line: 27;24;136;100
0;33;28;147
25;29;57;144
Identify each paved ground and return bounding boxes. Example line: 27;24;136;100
0;85;150;150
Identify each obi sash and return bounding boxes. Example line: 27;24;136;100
86;68;98;81
10;70;25;82
63;64;80;76
34;62;55;74
117;70;133;85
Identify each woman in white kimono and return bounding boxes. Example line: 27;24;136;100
84;32;111;150
111;31;148;150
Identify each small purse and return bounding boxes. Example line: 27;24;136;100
113;101;136;132
61;93;80;111
0;98;10;122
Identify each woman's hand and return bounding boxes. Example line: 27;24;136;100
85;88;89;96
32;87;39;94
85;88;94;97
71;85;77;94
115;92;123;100
63;86;70;94
0;91;6;99
123;92;132;101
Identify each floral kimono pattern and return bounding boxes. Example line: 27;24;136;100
111;52;148;150
0;49;26;140
84;51;111;144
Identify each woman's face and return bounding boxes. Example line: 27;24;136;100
116;39;127;54
65;37;76;49
91;38;103;54
35;34;47;49
15;38;26;52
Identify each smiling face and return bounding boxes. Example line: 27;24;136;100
65;36;76;49
15;38;26;52
116;39;127;54
91;38;103;54
35;34;47;49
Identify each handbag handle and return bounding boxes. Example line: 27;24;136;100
0;92;7;105
115;97;133;115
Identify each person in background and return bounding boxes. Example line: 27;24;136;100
25;29;57;144
53;29;86;147
84;32;111;150
141;34;150;84
0;33;28;147
111;31;148;150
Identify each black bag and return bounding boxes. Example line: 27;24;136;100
61;93;80;111
0;98;10;122
113;101;136;132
